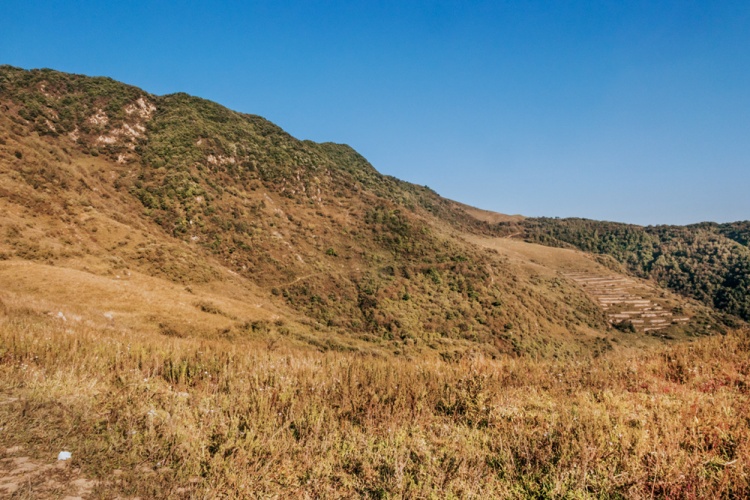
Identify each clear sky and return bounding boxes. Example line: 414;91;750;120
2;1;749;225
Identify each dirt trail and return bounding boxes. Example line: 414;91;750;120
0;446;96;498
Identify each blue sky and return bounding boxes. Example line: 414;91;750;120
2;1;748;225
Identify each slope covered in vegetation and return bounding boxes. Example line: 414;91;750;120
501;218;750;322
1;297;748;497
1;65;748;498
3;64;712;358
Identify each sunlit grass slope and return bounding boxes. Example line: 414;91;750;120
1;301;748;497
3;64;725;358
0;64;748;499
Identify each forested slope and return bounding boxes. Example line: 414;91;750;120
501;218;750;322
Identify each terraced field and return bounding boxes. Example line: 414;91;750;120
464;235;706;338
563;272;691;332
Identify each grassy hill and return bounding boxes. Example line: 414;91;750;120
1;66;748;497
3;64;722;359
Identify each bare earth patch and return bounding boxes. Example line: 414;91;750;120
0;447;95;498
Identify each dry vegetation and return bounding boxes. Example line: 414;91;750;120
1;299;749;498
1;65;602;353
2;66;749;498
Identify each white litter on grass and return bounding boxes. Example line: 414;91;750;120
57;451;72;461
56;312;66;322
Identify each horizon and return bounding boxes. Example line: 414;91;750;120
2;1;748;226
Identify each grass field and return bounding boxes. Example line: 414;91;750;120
1;65;748;499
1;296;748;498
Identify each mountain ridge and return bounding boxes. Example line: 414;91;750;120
0;65;737;358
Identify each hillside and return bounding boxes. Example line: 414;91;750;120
1;66;749;498
497;217;750;323
466;236;719;338
1;65;726;359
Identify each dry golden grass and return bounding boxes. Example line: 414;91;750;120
0;260;285;336
1;298;748;498
452;203;526;225
1;67;747;498
464;236;598;276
